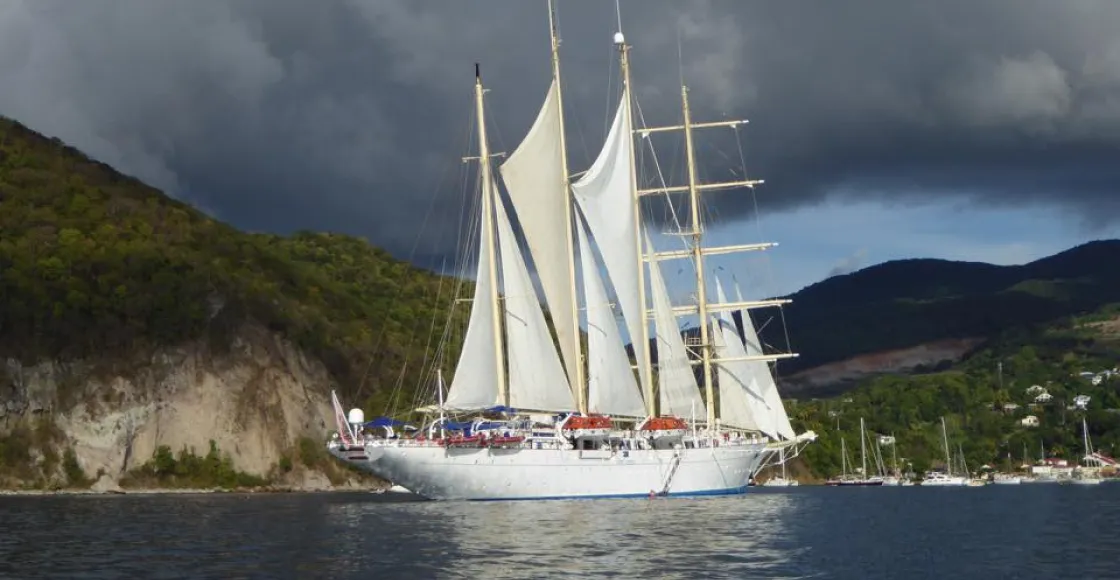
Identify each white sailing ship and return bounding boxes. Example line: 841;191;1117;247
327;1;815;501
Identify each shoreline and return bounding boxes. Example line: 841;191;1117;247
0;485;386;497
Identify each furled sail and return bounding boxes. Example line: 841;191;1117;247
494;192;578;412
571;93;649;393
732;278;795;439
645;232;704;417
577;214;646;417
712;277;769;433
499;80;580;389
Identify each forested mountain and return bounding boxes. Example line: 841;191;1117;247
0;116;461;416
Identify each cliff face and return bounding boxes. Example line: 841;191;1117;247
0;324;359;490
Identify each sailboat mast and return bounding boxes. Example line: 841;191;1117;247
473;64;509;406
860;417;867;477
892;433;899;476
546;0;586;414
941;416;952;476
616;30;655;417
679;86;716;426
1083;417;1091;456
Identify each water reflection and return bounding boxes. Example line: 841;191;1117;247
4;487;1120;579
347;492;807;579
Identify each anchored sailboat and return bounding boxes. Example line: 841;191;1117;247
326;1;815;500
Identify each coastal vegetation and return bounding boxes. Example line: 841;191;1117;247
0;418;91;489
791;305;1120;479
121;441;268;490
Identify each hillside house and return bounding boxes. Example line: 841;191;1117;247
1026;385;1047;396
1020;415;1040;427
1033;392;1053;404
1002;403;1020;412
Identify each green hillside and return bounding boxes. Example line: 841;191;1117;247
0;116;462;413
790;305;1120;479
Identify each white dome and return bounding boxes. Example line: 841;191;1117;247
347;408;365;424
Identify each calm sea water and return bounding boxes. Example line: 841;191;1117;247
1;485;1117;579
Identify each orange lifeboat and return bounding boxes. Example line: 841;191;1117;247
443;434;486;447
561;414;613;431
638;416;688;431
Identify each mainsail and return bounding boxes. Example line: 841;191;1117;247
494;192;578;412
712;277;770;434
443;204;501;410
732;278;795;439
571;94;649;395
577;215;646;417
499;80;581;391
646;232;705;416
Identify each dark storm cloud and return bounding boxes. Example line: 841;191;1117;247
2;0;1120;260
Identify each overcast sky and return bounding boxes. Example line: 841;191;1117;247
2;0;1119;294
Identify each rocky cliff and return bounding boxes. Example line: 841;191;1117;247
0;323;373;491
0;116;448;491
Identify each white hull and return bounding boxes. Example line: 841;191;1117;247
992;476;1022;485
921;475;969;486
1071;477;1103;486
761;477;798;487
336;441;769;500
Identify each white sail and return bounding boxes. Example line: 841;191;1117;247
577;215;646;417
443;200;501;410
731;279;795;439
713;278;770;433
494;193;578;412
571;94;648;393
645;233;704;417
499;80;580;389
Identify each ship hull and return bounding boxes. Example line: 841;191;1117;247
334;442;768;500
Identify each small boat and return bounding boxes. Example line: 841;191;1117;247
827;476;885;487
827;418;886;486
761;447;799;487
992;474;1022;485
921;471;968;486
920;418;968;486
1071;418;1104;485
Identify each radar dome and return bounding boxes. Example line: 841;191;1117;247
347;408;365;424
613;31;625;45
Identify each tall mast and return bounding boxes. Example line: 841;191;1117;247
860;417;867;477
615;29;655;417
546;0;585;414
941;416;952;476
473;64;509;406
679;86;716;426
892;433;898;476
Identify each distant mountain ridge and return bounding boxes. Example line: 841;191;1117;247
769;238;1120;382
